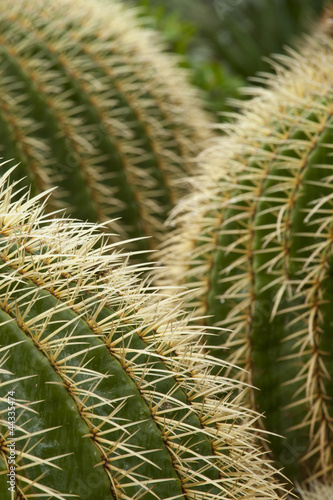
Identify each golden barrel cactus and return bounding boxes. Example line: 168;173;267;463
0;163;285;499
157;11;333;492
0;0;213;255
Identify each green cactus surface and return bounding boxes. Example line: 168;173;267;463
0;0;212;256
157;16;333;490
0;163;286;500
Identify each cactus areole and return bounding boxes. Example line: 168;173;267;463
0;164;284;500
158;20;333;487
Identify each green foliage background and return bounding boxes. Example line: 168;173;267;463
128;0;328;120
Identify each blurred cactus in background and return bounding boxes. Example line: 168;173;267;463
298;484;333;500
0;0;213;258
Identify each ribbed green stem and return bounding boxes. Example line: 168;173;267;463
159;21;333;488
205;114;333;480
0;260;223;499
250;112;333;480
0;307;115;500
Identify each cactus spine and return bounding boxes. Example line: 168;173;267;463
0;0;212;255
0;163;286;499
157;16;333;491
298;483;333;500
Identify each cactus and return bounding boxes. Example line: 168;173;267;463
157;12;333;492
298;483;333;500
0;0;212;256
0;162;286;500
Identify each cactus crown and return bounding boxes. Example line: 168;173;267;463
0;162;285;499
157;19;333;489
0;0;212;254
